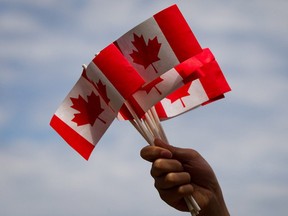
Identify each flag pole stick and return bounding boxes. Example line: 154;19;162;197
124;102;154;145
149;107;168;142
124;102;200;215
145;106;201;216
129;119;151;144
144;112;161;139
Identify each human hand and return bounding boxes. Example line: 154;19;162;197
140;138;229;216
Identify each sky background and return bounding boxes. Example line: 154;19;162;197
1;0;288;215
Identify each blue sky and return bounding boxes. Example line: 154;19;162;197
1;0;288;215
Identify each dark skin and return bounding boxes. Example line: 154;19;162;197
140;138;230;216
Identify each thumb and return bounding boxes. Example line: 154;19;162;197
154;138;197;162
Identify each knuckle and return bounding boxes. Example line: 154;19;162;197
178;185;189;195
153;158;166;169
165;172;178;183
150;159;166;177
187;148;200;158
165;172;191;186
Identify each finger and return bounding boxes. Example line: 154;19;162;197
151;158;183;177
154;172;191;190
158;184;194;211
140;145;172;162
154;138;200;162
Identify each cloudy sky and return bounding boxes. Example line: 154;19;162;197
1;0;287;215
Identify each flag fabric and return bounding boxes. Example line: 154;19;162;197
126;48;215;118
92;43;145;101
50;69;117;160
50;4;231;159
50;44;145;160
114;4;230;119
155;49;231;120
114;5;214;118
155;61;231;120
114;4;202;83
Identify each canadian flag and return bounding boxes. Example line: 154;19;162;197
114;4;202;82
50;44;145;160
155;59;231;120
115;5;230;119
114;4;203;118
50;69;117;160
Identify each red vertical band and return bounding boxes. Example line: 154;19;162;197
154;102;167;120
93;44;145;99
199;61;231;99
153;5;202;62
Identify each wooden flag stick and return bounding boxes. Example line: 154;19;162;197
149;107;168;143
184;197;198;216
124;102;200;215
187;194;201;213
145;106;201;216
144;112;161;139
129;119;151;144
146;110;162;139
124;102;154;145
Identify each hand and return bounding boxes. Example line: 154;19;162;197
140;138;229;216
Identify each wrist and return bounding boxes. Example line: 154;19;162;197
210;189;230;216
199;187;230;216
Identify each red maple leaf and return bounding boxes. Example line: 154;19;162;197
166;83;191;107
95;80;110;105
82;75;113;111
81;72;108;103
70;91;106;126
130;33;161;73
141;77;163;94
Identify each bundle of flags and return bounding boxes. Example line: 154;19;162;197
50;4;231;216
